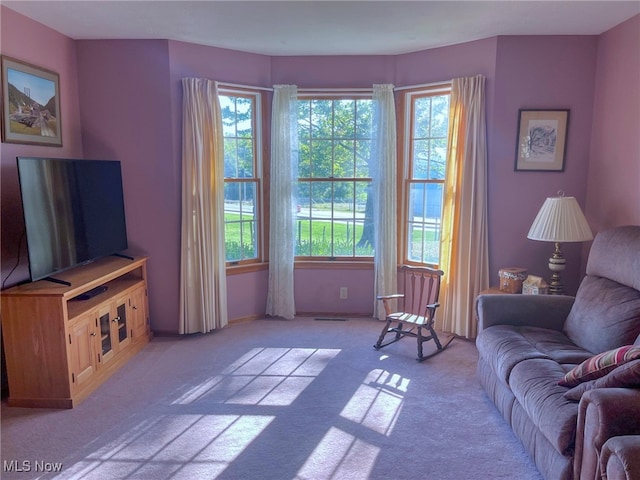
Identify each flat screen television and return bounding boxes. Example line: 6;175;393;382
16;157;129;283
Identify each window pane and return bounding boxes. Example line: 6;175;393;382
310;140;333;178
238;138;254;177
224;181;258;262
305;181;333;256
413;97;431;138
298;100;311;138
333;181;354;256
355;181;374;256
412;139;429;179
220;95;237;137
429;138;447;180
407;182;443;264
355;101;373;138
311;100;332;138
224;138;238;177
235;97;253;138
355;140;371;178
295;181;311;255
431;95;450;137
334;100;355;138
334;140;355;178
298;139;311;177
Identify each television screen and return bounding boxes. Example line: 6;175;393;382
17;157;128;282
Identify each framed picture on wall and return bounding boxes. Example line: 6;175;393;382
515;109;569;171
1;56;62;146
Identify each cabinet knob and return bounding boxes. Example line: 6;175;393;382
91;332;97;337
113;316;120;323
132;305;138;310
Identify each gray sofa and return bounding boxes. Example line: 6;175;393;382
475;225;640;480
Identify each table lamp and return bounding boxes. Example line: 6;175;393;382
527;192;593;295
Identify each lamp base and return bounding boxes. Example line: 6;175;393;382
547;242;565;295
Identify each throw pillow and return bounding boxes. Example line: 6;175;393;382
558;345;640;388
564;359;640;401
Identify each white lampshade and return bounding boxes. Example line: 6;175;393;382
527;196;593;243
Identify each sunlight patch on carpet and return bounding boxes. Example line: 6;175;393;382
295;427;379;480
340;369;409;436
57;414;275;479
172;347;341;406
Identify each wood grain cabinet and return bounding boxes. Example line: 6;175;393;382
1;256;152;408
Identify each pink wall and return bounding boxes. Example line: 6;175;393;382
75;40;177;332
271;55;395;87
395;37;498;86
586;15;640;232
0;6;83;286
489;35;598;295
2;4;637;333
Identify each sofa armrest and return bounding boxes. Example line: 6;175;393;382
574;388;640;480
600;435;640;480
475;294;575;332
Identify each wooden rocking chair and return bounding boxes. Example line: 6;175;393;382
374;265;454;361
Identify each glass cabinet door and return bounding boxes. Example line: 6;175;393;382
116;301;128;343
99;311;112;358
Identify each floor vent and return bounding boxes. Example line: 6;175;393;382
314;317;348;322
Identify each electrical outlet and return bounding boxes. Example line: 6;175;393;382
340;287;348;299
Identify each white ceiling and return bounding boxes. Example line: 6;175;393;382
3;1;639;56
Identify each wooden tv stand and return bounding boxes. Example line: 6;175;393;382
1;255;152;408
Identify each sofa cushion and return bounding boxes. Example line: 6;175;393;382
476;325;591;384
564;359;640;401
585;225;640;291
559;346;640;387
563;276;640;354
509;357;579;454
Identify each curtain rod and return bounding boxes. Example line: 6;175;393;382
216;81;451;94
394;81;451;92
216;81;273;92
298;87;373;92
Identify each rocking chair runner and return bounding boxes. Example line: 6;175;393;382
374;265;454;361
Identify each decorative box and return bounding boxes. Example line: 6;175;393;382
498;267;528;293
522;275;549;295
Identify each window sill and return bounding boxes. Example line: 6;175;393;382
226;262;268;275
226;260;375;274
294;260;373;270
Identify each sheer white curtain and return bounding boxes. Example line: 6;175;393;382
439;75;489;339
372;84;398;320
266;85;298;319
179;78;228;334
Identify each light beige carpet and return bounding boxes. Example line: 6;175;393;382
1;316;542;480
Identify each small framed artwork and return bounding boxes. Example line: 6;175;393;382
515;109;569;171
1;56;62;146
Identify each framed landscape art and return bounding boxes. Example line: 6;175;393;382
515;109;569;171
1;56;62;146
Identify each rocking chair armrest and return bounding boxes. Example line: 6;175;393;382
377;294;404;300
